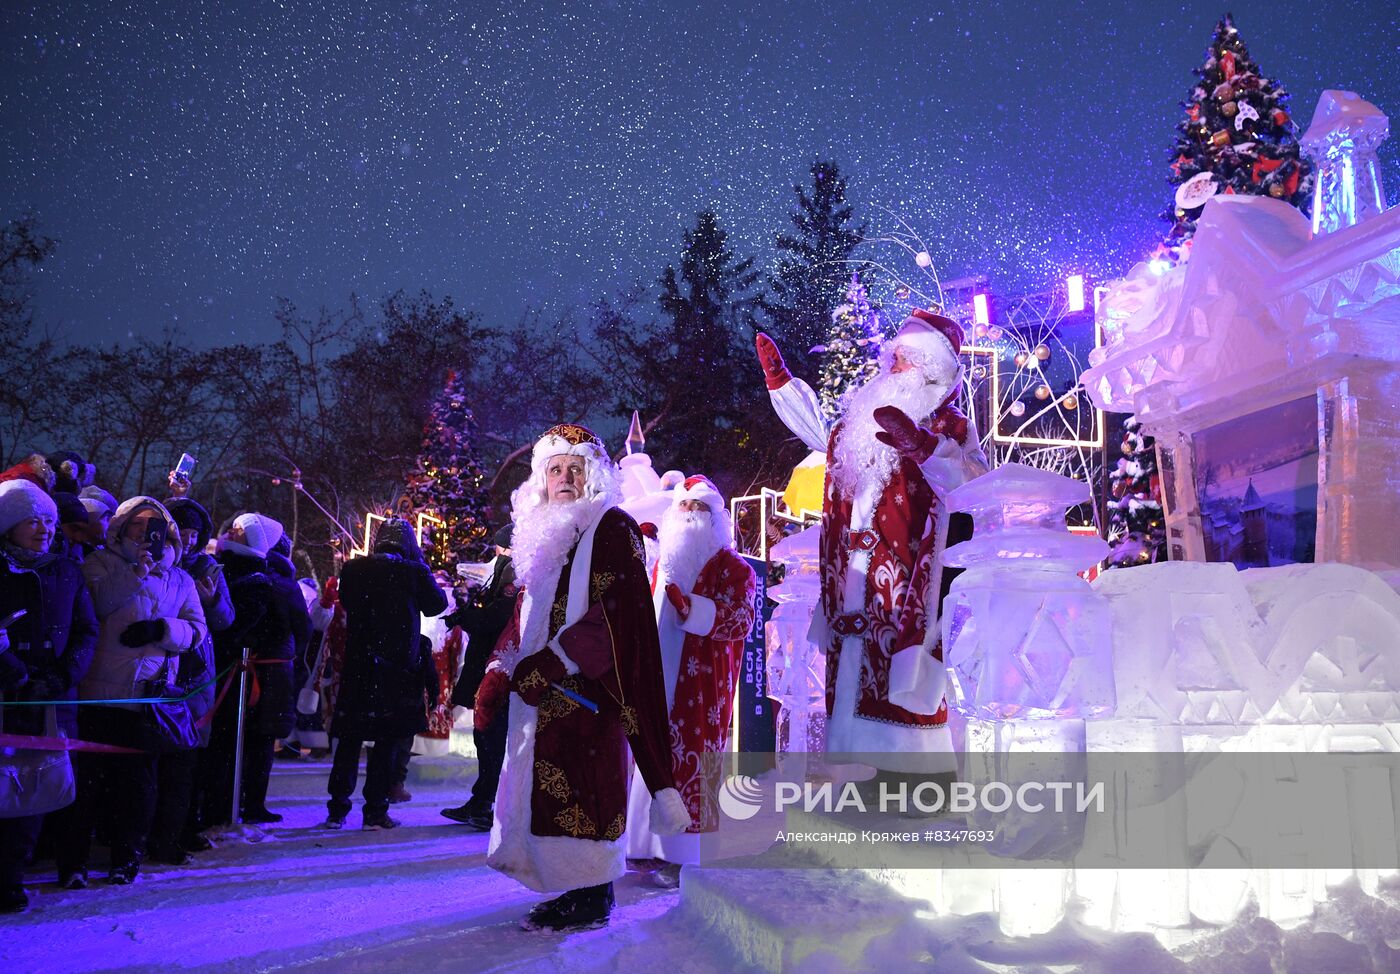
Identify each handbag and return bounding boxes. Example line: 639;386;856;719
0;704;76;818
134;655;199;753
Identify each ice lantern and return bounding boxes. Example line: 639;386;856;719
1302;90;1390;236
940;463;1114;721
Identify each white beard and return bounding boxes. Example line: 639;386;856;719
510;494;608;596
830;369;946;497
658;508;726;593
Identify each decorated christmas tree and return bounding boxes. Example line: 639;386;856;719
1105;416;1166;568
816;273;886;419
405;369;489;569
1160;13;1312;263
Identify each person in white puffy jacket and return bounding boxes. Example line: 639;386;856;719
71;496;207;886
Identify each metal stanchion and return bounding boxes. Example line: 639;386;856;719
230;647;250;826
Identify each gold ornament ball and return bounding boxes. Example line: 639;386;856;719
974;323;989;338
972;365;987;379
1013;351;1029;368
1009;400;1026;417
1034;343;1051;361
987;326;1003;340
1034;384;1051;400
1269;183;1286;198
1062;395;1078;410
1221;100;1238;118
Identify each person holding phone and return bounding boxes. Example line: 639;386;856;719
0;480;98;911
151;498;235;862
76;497;207;886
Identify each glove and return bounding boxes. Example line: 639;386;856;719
873;405;938;464
119;618;168;648
474;667;509;731
638;522;658;542
319;576;339;608
665;582;691;622
755;333;792;391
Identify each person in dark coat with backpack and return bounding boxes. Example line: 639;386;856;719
149;498;234;861
0;481;97;911
323;518;446;830
204;512;295;826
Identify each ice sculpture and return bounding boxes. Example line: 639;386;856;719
940;462;1114;721
616;410;678;527
765;524;826;765
1082;93;1400;570
1302;90;1390;236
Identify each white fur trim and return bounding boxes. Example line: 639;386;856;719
674;478;725;513
546;635;581;676
488;694;626;893
678;593;717;636
887;643;947;717
649;787;692;836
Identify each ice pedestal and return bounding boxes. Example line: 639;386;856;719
765;525;826;775
1302;90;1390;236
942;463;1114;721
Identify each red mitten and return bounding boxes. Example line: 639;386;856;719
755;333;792;391
873;405;938;463
474;667;508;730
320;576;339;608
638;522;659;541
665;582;691;621
928;404;969;446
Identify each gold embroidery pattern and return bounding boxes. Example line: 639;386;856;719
603;813;626;841
590;571;615;603
516;669;546;693
535;760;571;802
550;596;568;637
554;804;597;837
537;685;580;730
620;704;639;737
630;531;645;564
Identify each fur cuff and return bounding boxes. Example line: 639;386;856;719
679;594;717;636
649;787;692;836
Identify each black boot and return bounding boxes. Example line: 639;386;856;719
0;885;27;914
522;882;614;932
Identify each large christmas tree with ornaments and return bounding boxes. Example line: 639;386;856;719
404;369;489;569
1159;12;1313;264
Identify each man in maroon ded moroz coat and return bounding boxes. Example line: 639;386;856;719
484;423;689;931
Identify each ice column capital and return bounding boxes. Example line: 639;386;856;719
1301;90;1390;235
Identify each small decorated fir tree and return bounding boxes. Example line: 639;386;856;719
1160;13;1312;263
816;274;886;419
405;370;489;569
1105;416;1167;568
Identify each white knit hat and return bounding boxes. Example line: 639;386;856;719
233;512;284;559
0;480;58;537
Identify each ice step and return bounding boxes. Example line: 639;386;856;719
678;864;927;973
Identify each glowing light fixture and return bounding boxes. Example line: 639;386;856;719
972;293;990;326
1066;274;1085;313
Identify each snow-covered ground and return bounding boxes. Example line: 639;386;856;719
5;746;1400;973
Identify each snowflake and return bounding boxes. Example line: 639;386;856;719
686;657;700;676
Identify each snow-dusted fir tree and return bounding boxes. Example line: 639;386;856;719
1160;13;1312;263
405;369;489;569
1105;416;1166;568
816;274;886;419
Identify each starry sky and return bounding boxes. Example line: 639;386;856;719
2;0;1397;347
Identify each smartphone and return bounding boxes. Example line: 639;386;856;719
144;518;169;554
0;608;27;629
174;453;197;480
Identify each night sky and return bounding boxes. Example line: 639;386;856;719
3;0;1397;347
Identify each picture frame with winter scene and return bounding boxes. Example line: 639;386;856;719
1190;395;1319;570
